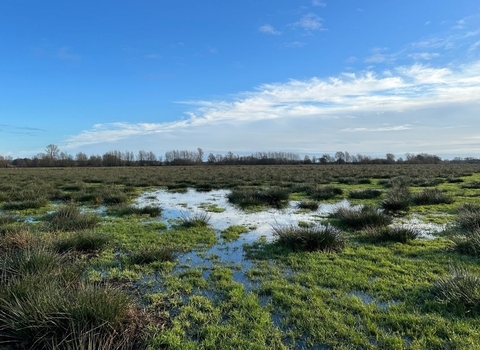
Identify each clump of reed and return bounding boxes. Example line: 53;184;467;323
412;188;453;205
331;205;392;229
272;223;345;252
348;188;383;199
227;187;290;209
306;185;343;200
296;201;319;211
363;225;420;243
43;203;100;232
433;265;480;316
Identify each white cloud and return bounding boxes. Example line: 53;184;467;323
63;60;480;157
408;52;440;60
312;1;327;7
259;24;281;35
293;13;325;32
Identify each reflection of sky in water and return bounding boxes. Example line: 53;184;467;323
136;188;446;240
136;189;357;242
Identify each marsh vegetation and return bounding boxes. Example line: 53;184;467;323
1;163;480;349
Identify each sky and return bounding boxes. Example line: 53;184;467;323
1;1;480;160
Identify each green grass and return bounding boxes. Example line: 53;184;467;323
43;203;100;232
331;205;392;229
220;225;249;242
272;223;345;252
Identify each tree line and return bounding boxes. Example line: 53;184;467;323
1;144;479;168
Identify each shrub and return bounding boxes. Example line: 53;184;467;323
412;188;454;205
296;201;319;211
433;265;480;316
363;225;420;243
54;230;111;253
456;204;480;231
331;205;392;229
272;223;344;252
307;185;343;200
380;185;411;213
348;189;382;199
43;203;100;232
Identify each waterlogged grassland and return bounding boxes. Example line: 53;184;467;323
1;164;480;349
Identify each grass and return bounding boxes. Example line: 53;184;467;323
306;185;343;200
412;188;454;205
331;205;392;229
43;203;100;232
2;165;480;348
54;230;111;253
128;245;177;265
227;187;290;209
220;225;249;242
296;200;319;211
433;265;480;316
348;188;382;199
380;185;411;213
456;203;480;232
272;223;345;252
178;211;211;228
107;204;162;217
363;225;421;243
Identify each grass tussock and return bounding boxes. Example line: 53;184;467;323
380;185;411;213
456;204;480;232
227;187;290;209
331;205;392;229
348;188;383;199
296;200;319;211
0;246;150;349
306;185;343;200
433;265;480;316
44;203;100;232
454;228;480;256
178;211;211;228
54;230;111;253
107;204;162;217
272;223;345;252
128;245;177;265
363;225;420;243
412;188;454;205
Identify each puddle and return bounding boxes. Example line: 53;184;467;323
136;189;359;242
392;214;447;238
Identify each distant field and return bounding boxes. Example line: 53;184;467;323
1;164;480;349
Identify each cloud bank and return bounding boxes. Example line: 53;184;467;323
64;59;480;157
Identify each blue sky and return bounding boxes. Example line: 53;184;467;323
1;1;480;159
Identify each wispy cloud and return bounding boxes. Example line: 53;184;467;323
312;1;326;7
408;52;440;60
259;24;281;35
292;13;325;32
364;48;396;64
341;124;412;132
64;60;480;156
